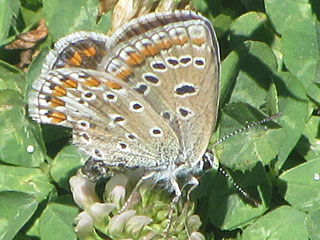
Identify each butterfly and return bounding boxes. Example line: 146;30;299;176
28;10;220;208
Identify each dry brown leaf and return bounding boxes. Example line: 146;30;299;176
103;0;192;34
5;18;47;50
5;40;37;50
5;18;48;70
136;0;154;17
98;0;118;15
155;0;175;12
108;0;151;35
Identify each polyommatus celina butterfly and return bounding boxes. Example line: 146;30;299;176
28;10;220;195
28;10;220;235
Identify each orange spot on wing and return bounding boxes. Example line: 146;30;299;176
47;111;67;123
140;44;160;57
125;52;144;65
105;81;122;90
67;51;82;66
156;39;172;50
172;37;181;45
192;36;206;46
179;35;189;45
84;77;100;87
82;46;97;57
50;97;65;107
115;67;132;80
51;85;67;97
62;79;78;88
163;39;173;49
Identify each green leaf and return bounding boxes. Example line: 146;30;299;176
265;0;312;35
20;5;44;27
242;206;308;240
51;145;88;190
228;41;277;107
43;0;107;41
212;9;235;40
0;61;26;94
295;115;320;161
0;90;47;167
39;196;78;240
207;162;272;230
95;10;112;34
215;102;282;170
220;40;278;110
266;81;279;114
282;20;320;102
26;47;49;96
0;192;38;240
0;89;24;106
279;158;320;212
192;0;223;17
0;0;20;41
217;41;283;170
275;72;309;170
306;210;320;240
229;12;273;49
240;0;264;12
266;0;320;103
0;165;53;202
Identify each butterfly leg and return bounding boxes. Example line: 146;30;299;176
118;171;156;213
183;176;200;238
163;178;181;234
164;175;200;236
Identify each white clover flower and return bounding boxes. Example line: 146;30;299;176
88;202;117;227
71;171;205;239
70;171;99;210
74;211;94;240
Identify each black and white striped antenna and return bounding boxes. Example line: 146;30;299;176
211;113;280;206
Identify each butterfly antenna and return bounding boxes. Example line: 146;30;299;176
212;113;280;148
218;167;260;206
211;113;280;206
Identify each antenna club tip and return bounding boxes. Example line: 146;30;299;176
250;198;261;207
269;112;281;120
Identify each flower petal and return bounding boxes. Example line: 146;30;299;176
189;231;205;240
104;174;128;197
74;211;94;240
70;171;99;209
187;215;202;232
109;185;126;206
89;202;117;223
125;215;152;236
108;210;136;237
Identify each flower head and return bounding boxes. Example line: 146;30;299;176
71;170;204;239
